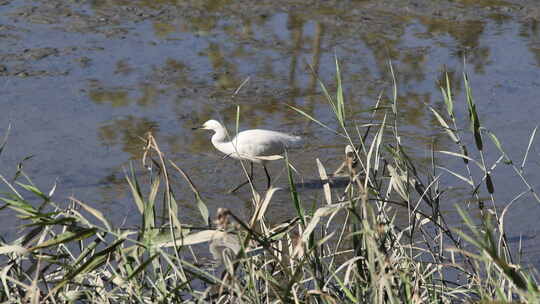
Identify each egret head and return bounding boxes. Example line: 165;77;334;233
193;119;223;131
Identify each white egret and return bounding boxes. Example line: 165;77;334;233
193;119;302;192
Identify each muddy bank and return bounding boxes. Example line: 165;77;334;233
2;0;540;79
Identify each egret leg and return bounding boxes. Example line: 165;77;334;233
228;162;254;193
263;164;271;189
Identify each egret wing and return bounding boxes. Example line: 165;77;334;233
233;130;295;158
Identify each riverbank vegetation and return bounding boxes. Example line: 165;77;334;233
0;61;538;303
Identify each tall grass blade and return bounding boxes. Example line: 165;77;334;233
430;107;459;143
30;228;97;251
335;55;345;128
251;187;280;225
55;238;125;291
0;123;11;157
436;166;473;186
302;203;347;242
316;159;332;205
464;72;483;151
71;198;112;231
487;131;511;164
125;163;144;214
436;150;484;170
389;61;398;115
521;126;538;170
0;196;37;216
440;71;454;116
286;153;304;225
287;104;345;137
16;182;48;201
157;230;222;248
126;253;160;281
169;160;209;226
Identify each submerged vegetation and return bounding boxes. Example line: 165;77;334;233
0;61;539;303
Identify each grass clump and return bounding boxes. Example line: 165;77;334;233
0;59;538;303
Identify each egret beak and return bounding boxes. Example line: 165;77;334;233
191;126;202;130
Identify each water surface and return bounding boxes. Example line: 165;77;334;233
1;0;540;265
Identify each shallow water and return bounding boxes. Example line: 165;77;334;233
1;0;540;265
